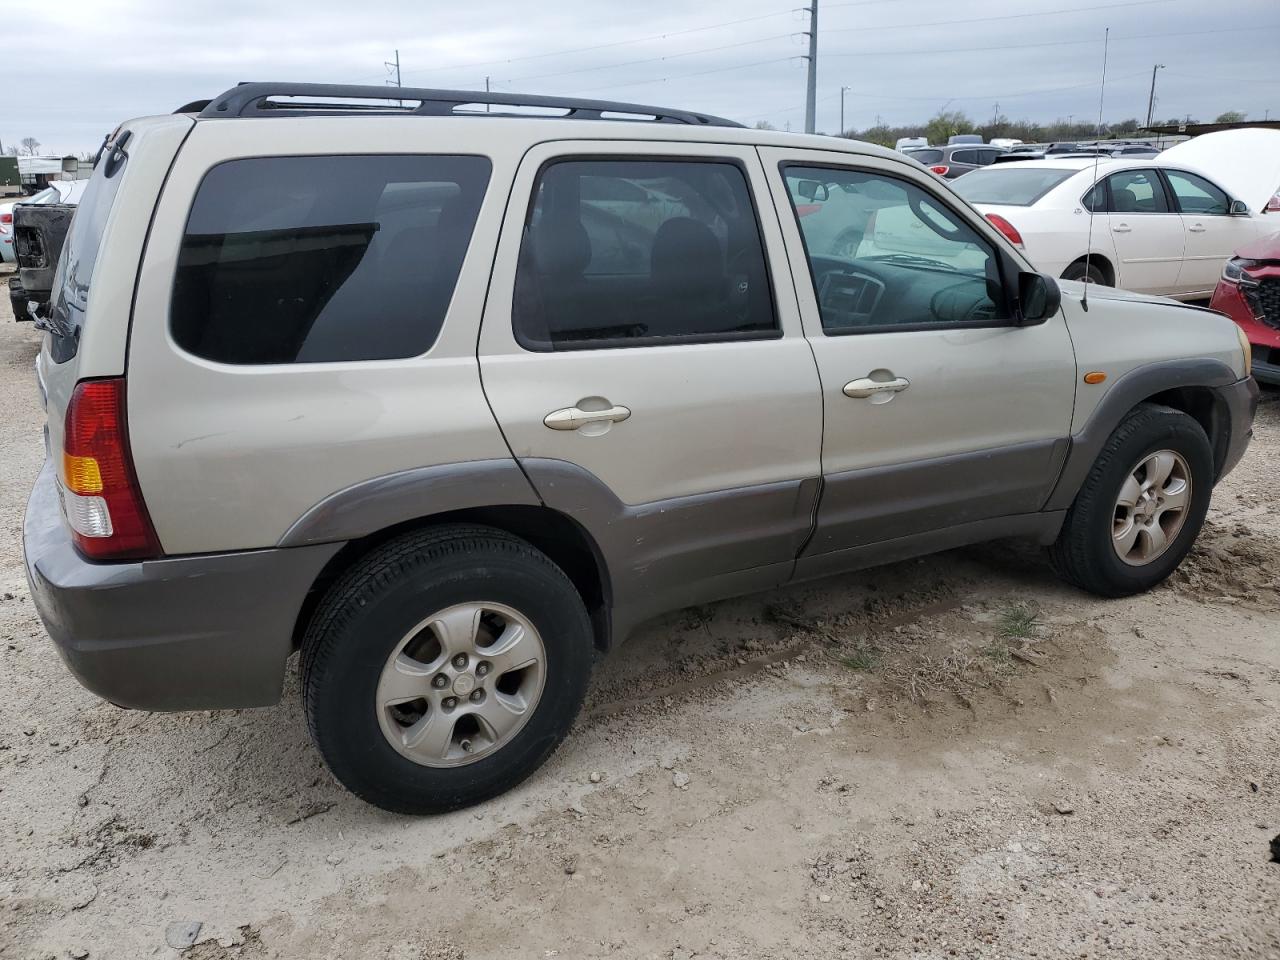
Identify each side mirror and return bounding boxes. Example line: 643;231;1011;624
796;180;829;202
1017;271;1061;325
1229;199;1250;216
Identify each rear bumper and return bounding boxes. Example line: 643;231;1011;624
23;461;342;710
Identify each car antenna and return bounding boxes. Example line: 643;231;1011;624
1082;27;1110;313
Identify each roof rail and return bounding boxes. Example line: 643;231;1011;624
197;82;743;128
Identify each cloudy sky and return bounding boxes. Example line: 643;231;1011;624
4;0;1278;154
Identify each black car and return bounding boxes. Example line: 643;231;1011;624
901;143;1007;178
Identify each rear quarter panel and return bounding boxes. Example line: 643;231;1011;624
125;119;525;554
38;115;194;467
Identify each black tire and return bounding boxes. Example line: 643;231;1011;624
1049;403;1213;597
1061;261;1109;286
301;524;593;814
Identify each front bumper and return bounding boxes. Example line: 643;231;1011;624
23;461;342;711
1216;376;1261;481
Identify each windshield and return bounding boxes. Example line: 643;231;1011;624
904;149;943;164
952;167;1077;206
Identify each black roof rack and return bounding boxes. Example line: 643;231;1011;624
196;82;743;127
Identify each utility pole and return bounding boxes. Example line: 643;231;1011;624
803;0;818;134
839;85;850;136
485;76;491;113
385;49;401;88
1145;63;1164;128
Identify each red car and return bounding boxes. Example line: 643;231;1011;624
1211;229;1280;385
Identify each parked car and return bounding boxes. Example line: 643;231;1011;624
1;180;87;264
894;136;928;152
23;82;1256;814
953;153;1278;297
904;143;1007;178
948;134;983;145
6;180;87;316
990;138;1024;150
1209;233;1280;384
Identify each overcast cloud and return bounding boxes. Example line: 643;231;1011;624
4;0;1278;154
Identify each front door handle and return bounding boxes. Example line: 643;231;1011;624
544;404;632;431
844;376;910;399
1188;222;1206;233
1112;222;1132;233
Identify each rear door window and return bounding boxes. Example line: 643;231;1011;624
1106;169;1168;213
171;154;490;364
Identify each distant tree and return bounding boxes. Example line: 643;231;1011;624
3;146;16;156
1215;110;1246;123
925;110;974;145
1111;117;1140;136
753;120;777;131
19;137;40;156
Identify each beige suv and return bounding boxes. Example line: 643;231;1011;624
23;84;1258;813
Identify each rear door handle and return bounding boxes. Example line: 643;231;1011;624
844;376;910;399
544;404;632;431
1112;223;1132;233
1188;223;1206;233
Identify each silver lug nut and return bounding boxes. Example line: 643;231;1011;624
469;689;484;703
452;653;468;669
442;697;457;710
476;662;490;678
432;674;448;689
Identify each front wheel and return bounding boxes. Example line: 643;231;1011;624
1049;404;1213;597
301;525;594;814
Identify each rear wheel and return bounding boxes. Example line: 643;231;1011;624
1061;260;1109;286
301;525;594;814
1049;404;1213;597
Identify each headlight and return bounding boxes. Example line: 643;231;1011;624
1222;257;1258;284
1236;324;1252;376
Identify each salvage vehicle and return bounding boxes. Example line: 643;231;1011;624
7;180;87;320
23;83;1257;814
953;144;1279;296
1210;232;1280;384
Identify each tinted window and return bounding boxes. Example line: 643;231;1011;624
45;152;128;363
905;149;944;165
950;150;981;165
952;167;1076;206
171;155;489;364
1107;169;1168;213
1165;169;1230;215
513;159;777;350
784;166;1005;333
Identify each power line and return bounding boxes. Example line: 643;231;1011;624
387;9;795;83
821;24;1275;59
494;32;797;87
568;56;801;96
823;0;1180;34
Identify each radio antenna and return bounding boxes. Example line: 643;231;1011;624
1082;27;1109;313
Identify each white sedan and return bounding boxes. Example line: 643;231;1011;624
951;130;1280;300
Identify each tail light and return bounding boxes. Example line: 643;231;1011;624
984;213;1024;249
930;165;949;176
1267;193;1280;214
1;212;11;224
60;378;161;560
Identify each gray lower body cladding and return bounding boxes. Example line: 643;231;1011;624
24;462;340;711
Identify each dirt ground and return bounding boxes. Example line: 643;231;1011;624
0;270;1277;960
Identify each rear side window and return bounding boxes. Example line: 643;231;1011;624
905;149;943;165
952;167;1076;206
45;150;128;363
171;155;490;364
512;158;777;350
